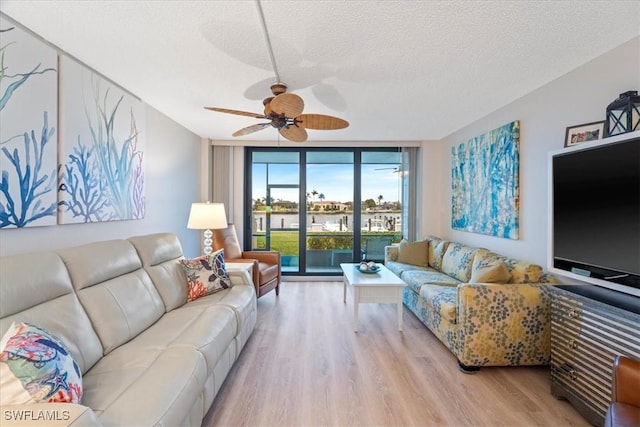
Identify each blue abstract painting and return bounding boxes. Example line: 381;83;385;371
58;55;145;224
451;121;520;239
0;17;58;228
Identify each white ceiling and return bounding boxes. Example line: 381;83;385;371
1;1;639;142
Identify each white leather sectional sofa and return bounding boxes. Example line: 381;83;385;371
0;233;257;426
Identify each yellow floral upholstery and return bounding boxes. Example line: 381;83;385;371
420;285;457;323
441;243;478;282
402;269;459;293
505;259;543;283
456;283;552;366
385;236;556;370
403;289;457;354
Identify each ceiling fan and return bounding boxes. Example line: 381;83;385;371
204;82;349;142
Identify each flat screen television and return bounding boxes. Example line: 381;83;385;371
549;130;640;297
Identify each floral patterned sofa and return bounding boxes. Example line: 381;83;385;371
384;236;557;373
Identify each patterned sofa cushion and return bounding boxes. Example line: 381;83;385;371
427;236;449;270
420;285;458;323
385;260;428;278
470;249;543;284
401;269;460;294
504;258;543;283
441;243;478;282
470;251;512;283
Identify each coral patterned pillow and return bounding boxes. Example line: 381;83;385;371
179;249;233;301
0;322;82;405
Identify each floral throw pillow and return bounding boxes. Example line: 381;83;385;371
180;249;233;301
0;322;82;405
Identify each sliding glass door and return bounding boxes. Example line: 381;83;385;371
305;151;354;273
249;152;301;271
246;147;403;275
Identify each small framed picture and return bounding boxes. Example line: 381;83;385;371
564;121;605;147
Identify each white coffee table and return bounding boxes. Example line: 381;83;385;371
340;263;408;332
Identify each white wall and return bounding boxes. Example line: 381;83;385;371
0;106;204;258
421;37;640;268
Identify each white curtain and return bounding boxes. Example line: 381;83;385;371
211;145;232;216
401;147;418;240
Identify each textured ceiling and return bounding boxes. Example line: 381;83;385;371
1;1;639;142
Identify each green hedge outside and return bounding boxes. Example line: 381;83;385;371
253;231;401;256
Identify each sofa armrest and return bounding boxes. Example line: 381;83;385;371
456;282;554;367
241;251;281;284
227;269;253;287
384;245;398;263
1;403;102;426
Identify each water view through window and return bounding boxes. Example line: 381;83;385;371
247;148;403;275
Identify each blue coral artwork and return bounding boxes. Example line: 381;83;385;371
451;121;520;239
0;17;58;228
58;55;145;223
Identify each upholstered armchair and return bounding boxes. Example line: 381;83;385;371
213;223;281;298
605;355;640;427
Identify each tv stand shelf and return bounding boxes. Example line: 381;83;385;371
549;285;640;426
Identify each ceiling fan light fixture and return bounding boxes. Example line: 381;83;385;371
204;80;349;142
270;82;287;95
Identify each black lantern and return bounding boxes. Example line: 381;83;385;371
605;90;640;137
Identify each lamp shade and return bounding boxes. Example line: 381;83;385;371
187;202;227;230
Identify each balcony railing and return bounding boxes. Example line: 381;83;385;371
253;230;401;273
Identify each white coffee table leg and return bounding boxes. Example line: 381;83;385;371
354;287;360;332
343;278;347;303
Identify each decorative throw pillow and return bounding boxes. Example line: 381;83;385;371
430;240;449;270
0;322;82;405
396;239;429;267
441;243;478;282
470;255;512;284
504;259;543;283
179;249;233;301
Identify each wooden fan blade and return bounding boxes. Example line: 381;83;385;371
270;93;304;118
295;114;349;130
204;107;266;119
279;125;308;142
232;123;271;137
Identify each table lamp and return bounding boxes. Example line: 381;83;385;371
187;202;228;255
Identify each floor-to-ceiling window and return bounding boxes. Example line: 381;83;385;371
245;147;405;275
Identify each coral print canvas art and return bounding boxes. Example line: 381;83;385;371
58;55;145;223
451;121;520;239
0;17;58;228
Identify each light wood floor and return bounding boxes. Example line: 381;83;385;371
203;281;590;427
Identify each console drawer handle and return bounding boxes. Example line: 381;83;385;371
559;363;578;380
569;339;579;350
568;309;579;318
